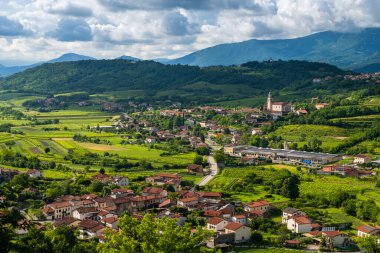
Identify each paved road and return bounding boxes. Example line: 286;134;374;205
197;155;218;186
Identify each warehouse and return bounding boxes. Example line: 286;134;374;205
224;145;341;167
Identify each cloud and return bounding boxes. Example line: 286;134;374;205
49;18;93;41
98;0;277;13
163;11;200;36
46;2;93;17
0;16;31;36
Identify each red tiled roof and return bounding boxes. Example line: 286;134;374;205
159;199;175;208
245;200;269;208
197;192;221;198
358;225;379;234
178;197;198;203
208;217;225;225
204;210;223;217
102;217;118;224
48;201;72;209
224;222;244;231
143;187;165;195
233;214;247;219
322;231;342;237
286;240;301;244
158;173;181;179
294;216;312;224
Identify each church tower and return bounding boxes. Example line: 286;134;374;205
267;91;273;111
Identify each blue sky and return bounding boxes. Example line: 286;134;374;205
0;0;379;65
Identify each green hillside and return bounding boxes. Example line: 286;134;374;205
0;59;369;105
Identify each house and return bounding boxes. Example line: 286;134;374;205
142;187;168;197
78;220;105;239
244;200;271;213
357;225;380;237
26;169;43;178
231;215;248;225
145;136;157;144
224;222;252;243
207;217;229;231
101;216;118;229
196;192;222;200
111;188;134;198
158;199;176;208
287;216;319;233
251;128;264;136
322;231;351;248
187;164;205;175
145;173;182;190
177;197;199;208
354;155;371;164
296;109;308;116
0;168;19;182
72;207;99;220
111;176;129;186
315;103;329;110
53;216;80;228
130;195;165;209
43;201;73;220
282;207;306;224
92;174;111;184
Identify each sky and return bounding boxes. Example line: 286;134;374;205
0;0;379;66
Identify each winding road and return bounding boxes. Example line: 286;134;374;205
197;155;218;186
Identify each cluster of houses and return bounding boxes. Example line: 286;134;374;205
282;207;380;250
0;168;43;182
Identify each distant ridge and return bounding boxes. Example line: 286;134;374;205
353;63;380;73
116;55;141;62
166;28;380;70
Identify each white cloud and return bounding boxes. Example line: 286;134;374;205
0;0;379;64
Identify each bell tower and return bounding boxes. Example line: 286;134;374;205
267;91;273;111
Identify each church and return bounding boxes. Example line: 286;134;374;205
265;91;293;116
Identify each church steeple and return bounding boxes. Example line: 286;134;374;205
267;91;273;111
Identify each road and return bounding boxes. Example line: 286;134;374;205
197;155;218;186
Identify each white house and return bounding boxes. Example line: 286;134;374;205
244;200;271;213
207;217;229;231
72;207;99;220
43;201;73;220
357;225;380;237
111;176;129;186
354;155;371;164
231;215;248;225
287;216;314;233
282;207;306;224
322;231;351;248
224;222;251;243
177;197;199;208
251;128;264;136
26;169;43;178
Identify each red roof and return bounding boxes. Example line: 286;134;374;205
208;217;225;225
285;240;301;244
102;217;118;224
159;199;175;208
294;216;312;224
158;173;181;179
246;200;269;208
143;187;165;195
322;231;342;237
197;192;221;198
178;197;198;203
204;210;223;217
358;225;379;234
48;201;72;209
224;222;244;231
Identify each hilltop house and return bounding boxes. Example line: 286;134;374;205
354;155;371;164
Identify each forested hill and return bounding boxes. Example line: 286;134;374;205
0;60;372;102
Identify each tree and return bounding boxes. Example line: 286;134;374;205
99;168;105;174
213;150;226;164
251;231;263;244
44;147;50;154
45;225;77;253
357;236;380;253
281;175;300;200
97;214;215;253
193;155;203;165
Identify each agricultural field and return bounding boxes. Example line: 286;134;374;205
271;124;357;150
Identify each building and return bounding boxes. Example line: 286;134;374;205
231;215;248;225
225;145;341;167
207;217;229;231
43;201;74;220
251;128;264;136
26;169;43;178
354;155;371;164
142;187;168;197
72;207;99;220
0;168;19;182
177;197;199;208
244;200;271;213
287;216;319;233
357;225;380;237
315;103;329;110
187;164;205;175
224;222;251;243
322;231;351;248
266;91;292;116
282;207;306;224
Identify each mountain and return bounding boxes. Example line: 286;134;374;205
116;55;141;62
1;59;369;105
353;63;380;73
0;53;95;77
167;28;380;70
47;53;96;63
